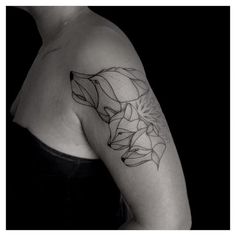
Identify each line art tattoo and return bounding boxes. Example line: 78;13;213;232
70;67;168;169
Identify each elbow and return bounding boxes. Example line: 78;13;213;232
141;205;192;230
163;205;192;230
162;197;192;230
148;213;192;230
170;213;192;230
149;216;192;230
164;207;192;230
176;201;192;230
183;212;192;230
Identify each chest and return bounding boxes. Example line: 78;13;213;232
12;47;72;126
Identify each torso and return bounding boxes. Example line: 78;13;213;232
11;11;101;160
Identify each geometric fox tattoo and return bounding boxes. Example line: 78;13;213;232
108;104;166;168
70;67;168;169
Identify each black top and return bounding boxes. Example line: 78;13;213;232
7;121;128;229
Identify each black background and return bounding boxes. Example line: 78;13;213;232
6;6;230;230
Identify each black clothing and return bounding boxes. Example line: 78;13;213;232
7;121;128;229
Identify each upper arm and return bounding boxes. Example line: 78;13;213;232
69;28;191;229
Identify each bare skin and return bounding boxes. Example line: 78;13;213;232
11;7;191;229
12;7;99;158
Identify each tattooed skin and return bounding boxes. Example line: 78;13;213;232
70;67;168;169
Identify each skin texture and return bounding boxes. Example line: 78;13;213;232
12;7;191;229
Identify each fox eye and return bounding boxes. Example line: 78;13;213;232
118;132;123;136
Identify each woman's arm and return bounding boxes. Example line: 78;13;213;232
70;26;192;230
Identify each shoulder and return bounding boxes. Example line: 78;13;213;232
67;12;150;119
68;13;145;75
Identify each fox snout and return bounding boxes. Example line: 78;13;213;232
107;129;134;150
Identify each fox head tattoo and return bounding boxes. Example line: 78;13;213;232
70;67;166;168
70;67;148;123
107;104;166;167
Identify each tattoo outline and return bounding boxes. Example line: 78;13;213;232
70;67;168;169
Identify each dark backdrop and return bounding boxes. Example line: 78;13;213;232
6;6;230;230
